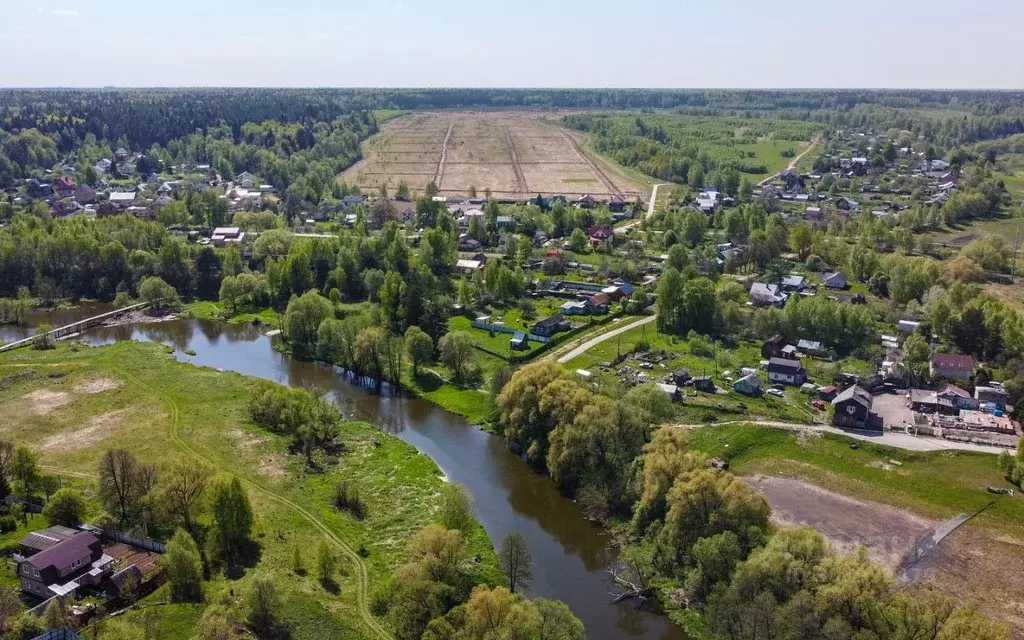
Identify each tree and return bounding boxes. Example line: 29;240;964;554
164;529;204;603
43;488;86;526
160;460;214;534
283;290;333;359
209;476;254;565
497;360;566;465
439;331;476;384
498;532;532;594
0;440;14;500
11;446;39;502
405;326;434;377
438;483;473;533
98;449;157;528
317;539;336;586
43;598;72;632
568;228;588;253
0;588;18;637
789;222;814;260
138;275;181;310
246;573;283;636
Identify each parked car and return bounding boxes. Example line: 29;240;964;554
768;388;785;397
811;400;826;410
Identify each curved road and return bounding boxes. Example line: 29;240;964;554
758;136;821;186
555;315;656;364
619;182;672;232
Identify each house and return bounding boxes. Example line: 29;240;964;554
797;339;825;357
937;384;976;410
18;531;107;599
210;227;246;247
975;385;1009;410
455;259;485;274
588;225;614;248
154;195;173;207
531;315;571;337
157;182;174;194
733;374;763;397
115;147;129;160
832;385;875;430
586;293;610;314
236;171;256;189
560;299;592;316
898;320;920;334
762;335;791;360
54;175;75;196
19;526;79;557
576;194;596;209
109;191;136;203
767;358;807;386
670;369;691;385
457;235;482;251
823;272;847;289
655;383;682;401
930;353;974;381
749;283;787;307
95;158;112;173
74;184;97;204
696;194;717;212
608;196;626;212
693;376;716;392
818;385;838;401
495;215;515;229
459;209;485;227
341;195;365;210
510;331;529;351
803;206;823;221
780;275;806;292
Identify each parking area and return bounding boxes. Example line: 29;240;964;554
872;392;915;429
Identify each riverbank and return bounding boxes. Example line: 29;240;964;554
184;300;282;327
0;340;500;639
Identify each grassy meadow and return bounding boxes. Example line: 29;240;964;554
0;340;499;639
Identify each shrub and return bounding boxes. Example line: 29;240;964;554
43;488;86;526
332;481;366;520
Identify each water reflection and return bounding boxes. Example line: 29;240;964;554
74;317;686;640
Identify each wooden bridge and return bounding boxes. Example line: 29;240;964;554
0;301;152;353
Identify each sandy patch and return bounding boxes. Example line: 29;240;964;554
40;408;131;452
75;378;123;394
226;429;285;477
258;454;287;478
747;475;937;571
22;389;73;415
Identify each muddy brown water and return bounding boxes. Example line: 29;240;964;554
8;309;686;640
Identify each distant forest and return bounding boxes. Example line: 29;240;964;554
2;88;1024;147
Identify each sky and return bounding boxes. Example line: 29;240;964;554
3;0;1024;88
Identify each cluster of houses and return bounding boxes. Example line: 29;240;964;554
15;525;162;606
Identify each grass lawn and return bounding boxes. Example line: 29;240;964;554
185;301;282;327
685;425;1024;537
0;341;499;638
565;326;876;424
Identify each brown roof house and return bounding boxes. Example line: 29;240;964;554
832;385;875;430
930;353;974;381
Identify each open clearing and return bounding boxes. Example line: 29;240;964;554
748;475;936;571
339;111;646;199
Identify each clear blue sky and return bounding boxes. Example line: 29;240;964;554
4;0;1023;88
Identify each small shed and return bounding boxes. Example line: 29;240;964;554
733;374;763;397
655;383;681;401
510;331;529;351
693;376;716;392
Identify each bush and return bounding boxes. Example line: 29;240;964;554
332;481;366;520
0;516;17;532
43;488;86;526
438;483;473;532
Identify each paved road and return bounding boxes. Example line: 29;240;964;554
555;315;657;364
668;419;1014;454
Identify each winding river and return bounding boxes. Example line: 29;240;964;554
2;311;686;640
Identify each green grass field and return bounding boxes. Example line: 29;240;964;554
686;425;1023;537
185;301;282;327
0;341;499;638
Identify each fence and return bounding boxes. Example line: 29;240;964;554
104;530;166;554
470;318;551;344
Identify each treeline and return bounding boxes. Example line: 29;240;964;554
628;429;1005;640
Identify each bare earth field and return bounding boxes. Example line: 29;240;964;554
339;111;646;199
749;475;1024;637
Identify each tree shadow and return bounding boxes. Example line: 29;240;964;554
223;539;263;580
414;371;443;392
320;577;339;595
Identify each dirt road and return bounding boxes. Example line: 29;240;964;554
434;120;454;188
619;182;673;231
558;130;624;199
758;136;821;186
503;125;528;193
554;315;656;364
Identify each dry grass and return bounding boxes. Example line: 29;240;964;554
339;111;646;199
22;388;73;415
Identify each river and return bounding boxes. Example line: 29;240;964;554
3;311;686;640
